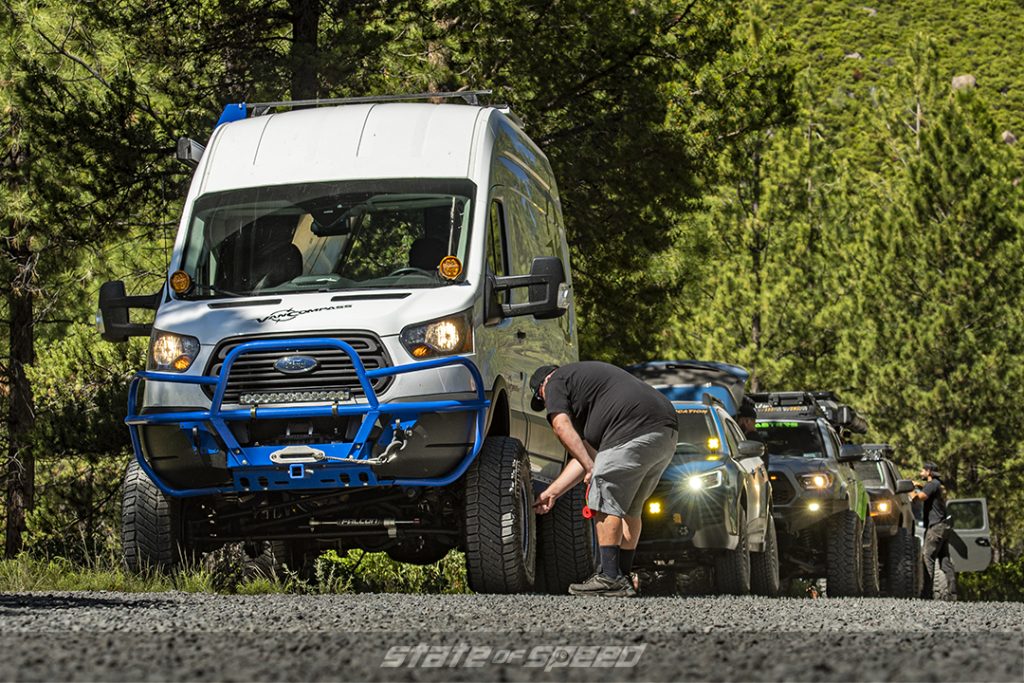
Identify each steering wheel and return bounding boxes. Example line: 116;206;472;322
388;267;434;277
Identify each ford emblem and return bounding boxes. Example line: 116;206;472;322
274;355;320;375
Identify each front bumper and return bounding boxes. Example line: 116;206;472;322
127;337;488;498
635;484;738;565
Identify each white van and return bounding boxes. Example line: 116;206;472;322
98;92;595;593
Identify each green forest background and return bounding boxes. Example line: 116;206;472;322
1;0;1023;594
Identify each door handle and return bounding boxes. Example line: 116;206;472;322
976;538;991;547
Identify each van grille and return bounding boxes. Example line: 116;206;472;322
203;332;392;404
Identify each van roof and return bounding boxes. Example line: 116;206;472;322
197;103;496;195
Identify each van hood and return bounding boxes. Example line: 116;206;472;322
152;287;477;344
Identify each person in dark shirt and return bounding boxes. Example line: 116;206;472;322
910;461;957;599
736;397;759;438
530;362;678;597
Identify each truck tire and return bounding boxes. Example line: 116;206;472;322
861;516;881;597
825;510;863;597
463;436;536;593
750;514;781;597
714;509;751;595
884;527;918;598
121;459;185;572
534;481;597;594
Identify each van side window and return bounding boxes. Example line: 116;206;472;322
488;200;509;278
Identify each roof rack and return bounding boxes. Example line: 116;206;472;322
216;90;494;126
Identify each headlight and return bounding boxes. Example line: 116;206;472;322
400;310;473;359
148;330;201;372
873;499;892;514
800;473;832;490
686;469;723;491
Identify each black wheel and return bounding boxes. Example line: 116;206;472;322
534;481;598;594
386;538;453;565
861;516;881;596
826;510;864;597
751;514;781;597
714;508;751;595
121;460;186;572
463;436;536;593
884;527;918;598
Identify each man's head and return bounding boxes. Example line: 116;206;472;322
529;365;559;412
921;461;940;480
736;397;757;435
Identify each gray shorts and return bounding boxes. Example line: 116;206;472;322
587;427;677;518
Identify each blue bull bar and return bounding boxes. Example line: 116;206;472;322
125;338;489;498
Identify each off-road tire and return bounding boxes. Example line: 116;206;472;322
534;481;597;594
463;436;536;593
714;508;751;595
884;527;918;598
751;514;781;597
826;510;864;597
122;459;185;573
861;516;881;597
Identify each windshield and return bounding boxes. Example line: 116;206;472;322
853;461;886;487
675;409;717;454
755;420;825;458
178;179;475;298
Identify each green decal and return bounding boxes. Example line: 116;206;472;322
756;421;799;428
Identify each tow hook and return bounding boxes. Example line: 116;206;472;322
380;419;409;463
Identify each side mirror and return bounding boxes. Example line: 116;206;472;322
737;440;766;459
97;280;161;342
838;444;865;462
489;256;568;320
895;479;914;494
176;137;205;168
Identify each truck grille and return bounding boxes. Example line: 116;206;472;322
770;472;796;505
203;332;392;404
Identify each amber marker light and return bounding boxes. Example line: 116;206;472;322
169;270;192;294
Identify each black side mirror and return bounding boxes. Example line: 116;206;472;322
737;440;766;459
838;444;865;462
895;479;914;494
489;256;568;320
176;137;205;168
97;280;162;342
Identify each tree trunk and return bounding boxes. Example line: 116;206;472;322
289;0;321;101
5;244;35;558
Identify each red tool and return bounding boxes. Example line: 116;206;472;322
582;484;593;519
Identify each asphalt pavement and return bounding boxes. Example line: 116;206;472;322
0;592;1020;682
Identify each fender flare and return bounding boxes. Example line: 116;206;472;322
483;375;511;438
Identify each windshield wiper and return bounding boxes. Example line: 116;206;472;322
185;283;245;299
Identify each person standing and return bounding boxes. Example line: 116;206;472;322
910;461;957;600
530;362;678;597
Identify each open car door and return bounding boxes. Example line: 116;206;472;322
947;497;992;572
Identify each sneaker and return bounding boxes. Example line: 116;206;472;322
569;573;631;597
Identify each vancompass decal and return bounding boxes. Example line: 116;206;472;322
257;303;352;324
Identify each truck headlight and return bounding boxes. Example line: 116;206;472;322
686;469;723;491
800;473;832;490
148;330;201;372
400;310;473;359
873;499;892;515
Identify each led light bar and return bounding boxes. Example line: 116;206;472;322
239;390;352;405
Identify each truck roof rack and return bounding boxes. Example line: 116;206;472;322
216;90;494;126
748;391;825;420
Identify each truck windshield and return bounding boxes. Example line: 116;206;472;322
675;410;716;454
178;179;474;298
754;420;825;458
853;461;886;486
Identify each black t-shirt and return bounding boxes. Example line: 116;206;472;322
543;361;678;451
922;478;947;527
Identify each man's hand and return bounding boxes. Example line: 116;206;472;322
534;488;558;515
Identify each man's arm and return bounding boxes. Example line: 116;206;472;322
533;459;586;514
551;413;595;475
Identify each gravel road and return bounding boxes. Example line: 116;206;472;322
0;592;1020;682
